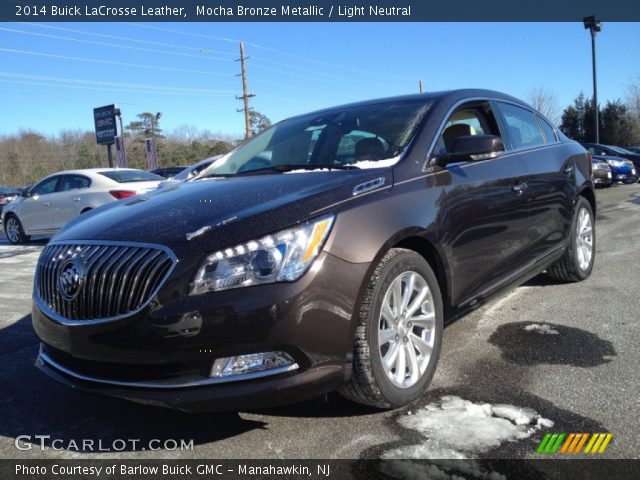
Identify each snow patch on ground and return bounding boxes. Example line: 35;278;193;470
523;323;560;335
380;396;553;479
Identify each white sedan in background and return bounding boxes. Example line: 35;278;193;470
1;168;163;244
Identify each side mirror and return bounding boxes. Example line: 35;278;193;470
433;135;504;166
21;188;31;198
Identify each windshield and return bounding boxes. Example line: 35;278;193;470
174;160;214;181
607;145;633;155
200;100;430;177
99;170;164;183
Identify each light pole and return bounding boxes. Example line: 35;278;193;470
583;16;602;144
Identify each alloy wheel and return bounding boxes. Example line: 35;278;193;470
378;271;436;389
5;217;20;243
576;207;593;271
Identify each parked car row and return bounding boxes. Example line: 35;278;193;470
1;169;164;244
0;186;21;214
585;143;640;187
1;155;224;244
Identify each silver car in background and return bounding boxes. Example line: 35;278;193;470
2;168;163;244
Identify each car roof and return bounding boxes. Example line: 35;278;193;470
291;89;532;119
43;168;146;177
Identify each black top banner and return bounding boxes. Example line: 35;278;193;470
3;0;640;22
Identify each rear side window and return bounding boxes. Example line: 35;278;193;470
496;103;544;150
537;116;557;144
99;170;163;183
59;175;91;191
585;145;608;156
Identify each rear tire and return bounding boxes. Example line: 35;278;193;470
340;248;443;408
4;214;30;245
547;197;595;282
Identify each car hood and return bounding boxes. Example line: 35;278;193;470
54;169;393;259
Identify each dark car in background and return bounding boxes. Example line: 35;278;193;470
0;186;20;213
624;146;640;154
593;155;638;184
583;143;640;181
591;157;613;187
31;90;596;412
151;167;187;179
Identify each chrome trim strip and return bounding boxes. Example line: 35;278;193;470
38;349;299;389
309;184;392;216
33;240;178;326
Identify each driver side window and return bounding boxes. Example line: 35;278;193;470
31;176;60;196
434;103;501;155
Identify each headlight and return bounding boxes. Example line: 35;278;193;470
190;214;334;294
607;159;624;167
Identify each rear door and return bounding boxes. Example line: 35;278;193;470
54;174;92;227
435;101;530;306
494;102;573;263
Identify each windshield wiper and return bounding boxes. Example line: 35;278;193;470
195;173;234;180
235;164;359;175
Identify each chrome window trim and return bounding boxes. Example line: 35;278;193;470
37;348;299;389
535;114;559;144
33;239;178;326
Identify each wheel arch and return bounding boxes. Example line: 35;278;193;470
578;185;596;215
358;229;452;318
392;235;451;316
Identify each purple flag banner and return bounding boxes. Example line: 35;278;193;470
145;138;157;171
115;135;127;168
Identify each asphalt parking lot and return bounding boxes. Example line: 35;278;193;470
0;184;638;462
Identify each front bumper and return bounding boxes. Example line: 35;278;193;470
592;170;612;185
32;251;370;411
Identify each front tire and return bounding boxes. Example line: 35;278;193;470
547;197;595;282
4;214;30;245
340;248;443;408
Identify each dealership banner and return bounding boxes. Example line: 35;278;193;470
3;459;640;479
114;135;127;168
145;137;157;171
4;0;640;22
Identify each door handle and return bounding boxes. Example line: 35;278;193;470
72;197;81;202
563;163;575;175
43;201;50;206
512;182;528;195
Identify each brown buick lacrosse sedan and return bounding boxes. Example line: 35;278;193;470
32;90;595;411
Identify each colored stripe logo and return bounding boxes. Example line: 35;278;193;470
537;433;613;454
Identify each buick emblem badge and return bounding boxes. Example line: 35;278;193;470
58;258;85;301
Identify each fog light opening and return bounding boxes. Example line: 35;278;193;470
210;351;298;378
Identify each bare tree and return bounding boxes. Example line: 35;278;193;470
526;86;561;125
626;78;640;145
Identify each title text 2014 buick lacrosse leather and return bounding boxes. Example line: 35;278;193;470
32;90;595;411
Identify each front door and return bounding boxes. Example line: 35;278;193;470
433;101;530;306
20;176;61;232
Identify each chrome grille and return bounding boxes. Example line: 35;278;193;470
36;242;175;321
